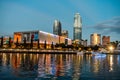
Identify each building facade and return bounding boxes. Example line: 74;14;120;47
81;40;87;47
61;30;68;38
102;36;110;47
14;30;72;45
53;20;62;36
90;33;101;46
73;13;82;41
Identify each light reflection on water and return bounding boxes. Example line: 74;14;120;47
0;53;120;80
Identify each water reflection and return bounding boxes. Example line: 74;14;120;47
0;53;120;80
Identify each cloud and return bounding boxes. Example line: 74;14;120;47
93;16;120;34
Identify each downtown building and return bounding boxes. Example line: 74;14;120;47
73;13;82;43
102;36;110;47
53;20;62;36
61;30;68;38
14;30;72;48
81;40;88;47
90;33;101;46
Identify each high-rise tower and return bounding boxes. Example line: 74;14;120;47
73;13;82;41
90;33;101;46
53;20;62;36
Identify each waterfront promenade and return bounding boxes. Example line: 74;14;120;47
0;48;77;54
1;48;120;54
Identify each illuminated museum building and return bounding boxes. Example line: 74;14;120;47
14;30;72;48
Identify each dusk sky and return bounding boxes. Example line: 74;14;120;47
0;0;120;43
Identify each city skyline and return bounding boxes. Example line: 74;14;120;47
0;0;120;43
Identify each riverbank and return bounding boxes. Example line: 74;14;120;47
0;48;77;54
0;48;120;55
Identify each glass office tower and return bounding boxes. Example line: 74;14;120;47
73;13;82;41
53;20;62;36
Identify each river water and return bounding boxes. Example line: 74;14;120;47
0;53;120;80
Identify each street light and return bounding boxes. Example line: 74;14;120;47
109;46;114;53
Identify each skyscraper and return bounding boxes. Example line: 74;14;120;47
73;13;82;41
90;33;101;46
53;20;62;36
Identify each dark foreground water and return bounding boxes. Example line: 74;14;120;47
0;53;120;80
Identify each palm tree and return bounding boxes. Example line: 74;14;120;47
0;36;3;48
44;40;46;49
51;42;54;49
8;37;11;48
23;37;26;48
37;39;40;49
116;41;119;46
15;38;19;48
30;38;33;49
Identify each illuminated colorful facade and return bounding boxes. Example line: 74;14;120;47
14;30;72;45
